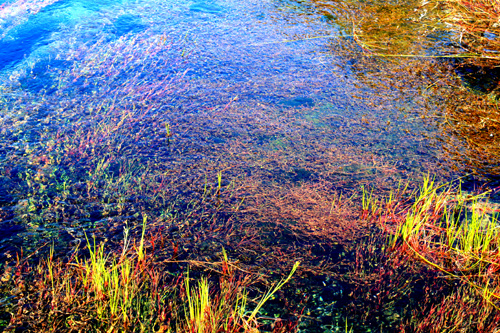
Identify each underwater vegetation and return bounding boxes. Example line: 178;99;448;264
0;0;500;331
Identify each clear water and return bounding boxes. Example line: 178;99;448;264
0;0;448;166
0;0;460;248
3;0;497;331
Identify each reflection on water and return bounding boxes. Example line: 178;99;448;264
294;0;500;179
434;63;500;177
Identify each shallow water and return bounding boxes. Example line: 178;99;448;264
4;0;449;166
0;0;498;330
0;0;467;283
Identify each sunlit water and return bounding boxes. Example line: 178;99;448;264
0;0;495;330
0;0;458;274
0;0;447;180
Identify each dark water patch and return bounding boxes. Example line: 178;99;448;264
426;30;458;51
278;96;315;108
18;59;72;94
455;62;500;94
0;220;26;241
286;167;314;182
0;186;14;206
322;13;336;22
0;217;26;263
0;13;58;71
112;14;146;37
275;0;316;15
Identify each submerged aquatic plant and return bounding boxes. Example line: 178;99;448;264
434;0;500;59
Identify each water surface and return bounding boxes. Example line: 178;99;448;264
0;0;497;330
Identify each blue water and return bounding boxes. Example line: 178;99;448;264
0;0;455;210
0;1;487;331
0;0;467;234
0;0;122;70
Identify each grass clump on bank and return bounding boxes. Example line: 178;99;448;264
1;220;174;332
364;176;500;331
0;218;300;332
